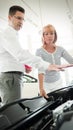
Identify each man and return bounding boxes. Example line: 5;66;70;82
0;5;71;105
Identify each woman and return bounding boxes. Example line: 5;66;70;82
36;24;73;98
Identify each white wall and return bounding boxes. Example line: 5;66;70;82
0;0;73;88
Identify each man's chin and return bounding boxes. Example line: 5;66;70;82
16;26;22;31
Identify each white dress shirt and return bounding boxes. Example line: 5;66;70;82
0;25;49;72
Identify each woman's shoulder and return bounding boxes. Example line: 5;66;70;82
56;46;66;54
36;47;44;55
57;46;65;50
36;47;43;52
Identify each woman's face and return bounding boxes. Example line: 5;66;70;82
43;27;55;45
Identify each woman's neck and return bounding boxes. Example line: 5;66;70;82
43;44;56;53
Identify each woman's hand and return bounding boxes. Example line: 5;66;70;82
48;64;73;71
40;88;49;98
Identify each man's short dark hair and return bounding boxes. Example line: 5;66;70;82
9;5;25;16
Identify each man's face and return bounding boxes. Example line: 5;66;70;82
9;11;25;31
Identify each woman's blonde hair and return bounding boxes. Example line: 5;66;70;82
42;24;57;43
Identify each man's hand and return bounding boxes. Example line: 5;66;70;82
24;65;32;73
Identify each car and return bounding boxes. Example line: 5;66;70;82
0;73;73;130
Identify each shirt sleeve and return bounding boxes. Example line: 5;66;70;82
0;32;50;71
62;47;73;64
